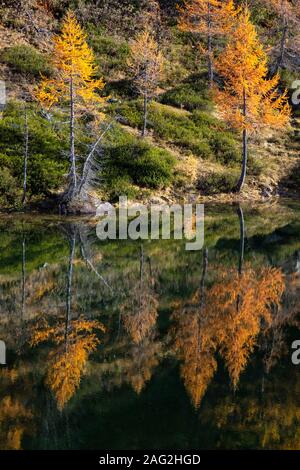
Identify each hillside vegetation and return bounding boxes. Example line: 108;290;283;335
0;0;299;211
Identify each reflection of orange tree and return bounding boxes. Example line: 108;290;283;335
172;263;285;407
124;335;162;394
111;246;161;394
122;246;158;344
199;370;300;449
30;316;105;410
0;368;33;450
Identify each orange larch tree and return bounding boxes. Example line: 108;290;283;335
128;28;164;137
178;0;238;87
262;0;300;73
35;11;106;200
214;6;290;192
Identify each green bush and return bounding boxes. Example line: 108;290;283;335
1;45;52;77
208;133;241;166
160;83;213;111
0;167;19;207
0;102;68;199
198;170;239;194
104;174;140;201
87;29;130;78
114;100;241;164
103;127;176;190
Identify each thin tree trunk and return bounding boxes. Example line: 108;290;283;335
200;247;208;310
21;233;26;321
139;244;144;311
207;1;213;88
69;76;77;198
275;22;288;74
22;106;29;207
236;205;245;313
142;92;148;137
236;89;248;192
65;233;76;346
237;205;245;276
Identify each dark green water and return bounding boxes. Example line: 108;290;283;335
0;202;300;450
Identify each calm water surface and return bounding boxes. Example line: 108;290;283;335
0;202;300;450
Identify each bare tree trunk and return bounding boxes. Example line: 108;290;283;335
200;247;208;311
237;205;245;276
236;205;245;313
139;244;144;311
21;233;26;321
65;233;76;346
275;22;288;74
236;89;248;192
207;1;213;88
142;92;148;137
69;76;77;198
22;106;29;207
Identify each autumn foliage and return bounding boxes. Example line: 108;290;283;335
214;7;290;191
30;315;105;410
172;264;285;407
35;11;106;197
178;0;238;86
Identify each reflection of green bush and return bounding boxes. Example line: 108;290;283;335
1;45;52;77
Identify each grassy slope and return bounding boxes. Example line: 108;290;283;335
0;2;299;206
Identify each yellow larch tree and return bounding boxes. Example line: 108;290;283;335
35;11;106;199
214;7;290;192
262;0;300;73
178;0;238;87
128;28;164;137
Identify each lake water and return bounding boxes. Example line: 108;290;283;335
0;202;300;450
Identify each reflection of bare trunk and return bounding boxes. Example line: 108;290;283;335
21;233;26;321
65;234;76;346
200;247;208;311
237;206;245;312
197;248;209;354
139;244;144;311
237;206;245;276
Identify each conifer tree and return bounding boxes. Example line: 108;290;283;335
215;6;290;192
36;11;106;199
178;0;238;87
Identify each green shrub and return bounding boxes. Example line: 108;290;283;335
198;170;239;194
87;29;130;77
1;45;52;77
248;154;264;177
113;100;241;163
209;133;241;166
103;174;140;201
0;167;19;207
160;83;213;111
114;101;144;128
103;127;176;190
0;101;68;199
